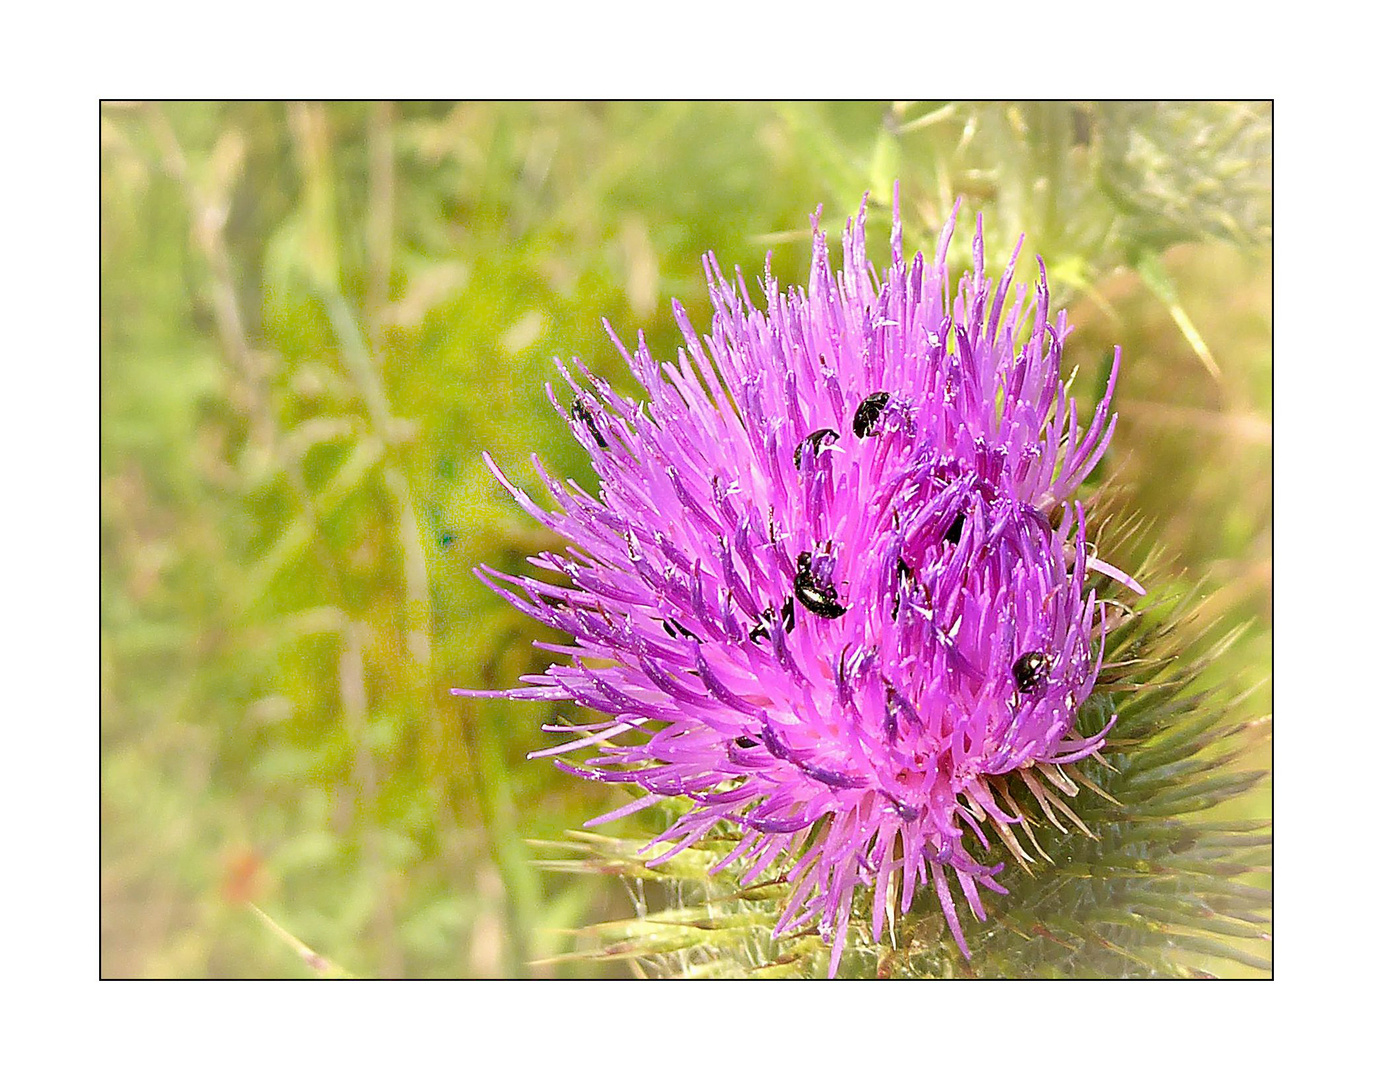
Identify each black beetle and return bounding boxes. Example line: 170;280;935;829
748;596;798;642
1013;650;1049;693
794;428;839;469
571;399;608;449
852;392;891;438
794;553;847;619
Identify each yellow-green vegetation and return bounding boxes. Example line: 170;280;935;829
100;101;1270;978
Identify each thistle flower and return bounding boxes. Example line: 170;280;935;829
459;192;1144;976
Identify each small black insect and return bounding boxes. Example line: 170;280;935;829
944;512;966;545
794;555;847;619
438;531;458;550
1013;650;1049;693
734;735;760;749
852;391;891;438
748;596;797;643
662;618;699;641
793;427;839;469
892;559;911;620
571;399;608;449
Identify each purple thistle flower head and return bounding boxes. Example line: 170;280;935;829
458;191;1141;975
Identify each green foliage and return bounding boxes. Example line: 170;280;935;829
100;102;1270;977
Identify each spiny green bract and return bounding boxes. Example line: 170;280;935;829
536;522;1271;979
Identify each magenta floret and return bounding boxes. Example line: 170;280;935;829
458;191;1136;974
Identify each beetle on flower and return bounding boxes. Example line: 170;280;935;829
457;189;1142;976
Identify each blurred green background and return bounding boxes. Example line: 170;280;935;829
100;101;1271;978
